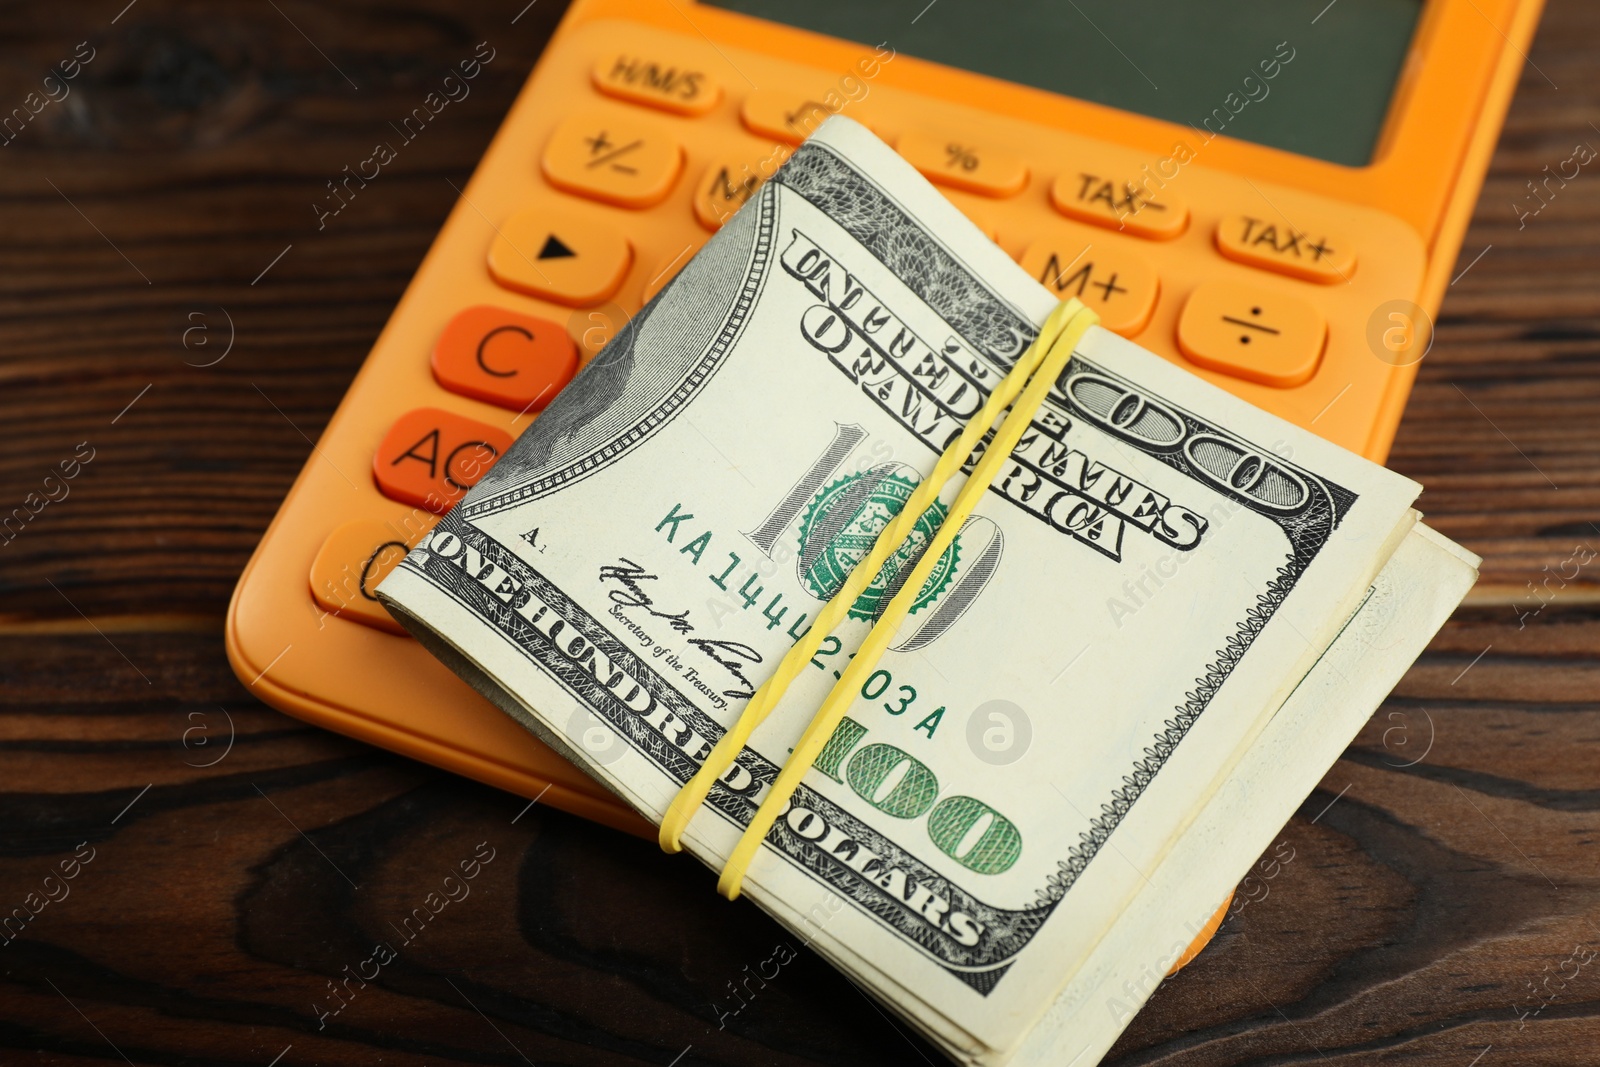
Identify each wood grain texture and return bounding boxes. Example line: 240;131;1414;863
1;1;1598;1064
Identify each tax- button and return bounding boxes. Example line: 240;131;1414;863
433;305;577;412
541;110;683;209
1215;214;1355;283
488;208;631;306
309;518;434;635
1018;238;1158;337
1176;281;1326;388
897;131;1028;197
1051;172;1188;240
592;53;720;116
692;147;791;230
373;408;514;513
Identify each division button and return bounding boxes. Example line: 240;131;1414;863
373;407;514;513
1215;213;1356;283
487;206;631;306
1050;171;1189;240
592;53;721;116
432;305;578;412
1018;237;1159;337
1175;280;1326;388
897;131;1028;197
541;109;683;209
309;518;435;634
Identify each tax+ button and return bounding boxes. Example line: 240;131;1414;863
1215;214;1355;283
1176;281;1326;388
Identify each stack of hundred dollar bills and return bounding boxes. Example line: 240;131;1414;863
379;117;1478;1066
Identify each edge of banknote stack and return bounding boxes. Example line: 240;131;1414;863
378;116;1480;1066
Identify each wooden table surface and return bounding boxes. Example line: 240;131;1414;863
3;2;1598;1064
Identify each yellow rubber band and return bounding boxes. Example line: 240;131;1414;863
656;298;1094;855
716;301;1099;900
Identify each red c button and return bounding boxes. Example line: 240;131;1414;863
432;305;579;413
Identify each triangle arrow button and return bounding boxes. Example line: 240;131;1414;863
489;207;631;305
538;234;577;260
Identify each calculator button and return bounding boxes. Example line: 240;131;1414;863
643;242;702;303
373;408;514;513
592;53;720;116
541;110;684;209
1050;172;1189;240
741;89;853;145
1215;214;1356;284
898;131;1027;197
488;208;631;306
309;519;433;635
432;305;578;413
692;149;790;230
1018;239;1158;338
1176;281;1326;388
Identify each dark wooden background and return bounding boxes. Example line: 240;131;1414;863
2;1;1598;1064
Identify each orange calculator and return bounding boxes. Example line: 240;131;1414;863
227;0;1543;837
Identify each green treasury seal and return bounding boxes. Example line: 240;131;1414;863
797;470;962;622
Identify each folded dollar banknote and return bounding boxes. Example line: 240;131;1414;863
378;116;1478;1066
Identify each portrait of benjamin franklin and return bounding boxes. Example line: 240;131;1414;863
465;187;774;516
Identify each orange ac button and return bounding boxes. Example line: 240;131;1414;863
309;517;435;634
592;53;720;116
1215;214;1355;284
374;407;514;513
1050;171;1188;240
1176;281;1326;388
433;305;578;412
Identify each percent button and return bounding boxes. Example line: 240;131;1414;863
1176;281;1326;388
897;131;1028;197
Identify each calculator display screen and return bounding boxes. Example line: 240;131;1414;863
702;0;1423;167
